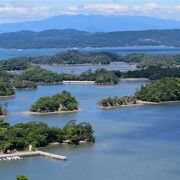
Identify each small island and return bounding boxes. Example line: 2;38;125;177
0;119;95;153
99;77;180;108
30;91;79;113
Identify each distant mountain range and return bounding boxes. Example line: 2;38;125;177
1;15;180;33
1;29;180;49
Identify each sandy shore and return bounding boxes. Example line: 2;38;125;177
20;109;81;115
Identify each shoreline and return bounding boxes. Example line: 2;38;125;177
120;78;149;82
20;109;81;115
99;100;180;109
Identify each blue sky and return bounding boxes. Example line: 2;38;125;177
0;0;180;23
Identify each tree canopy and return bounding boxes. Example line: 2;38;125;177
0;120;94;153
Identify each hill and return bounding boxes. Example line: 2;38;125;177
1;29;180;49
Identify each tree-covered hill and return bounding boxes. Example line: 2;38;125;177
1;29;180;49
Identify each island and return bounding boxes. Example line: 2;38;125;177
30;91;79;113
99;77;180;108
0;119;95;153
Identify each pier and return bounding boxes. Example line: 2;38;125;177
63;80;95;84
0;151;67;161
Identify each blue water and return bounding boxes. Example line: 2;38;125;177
0;81;180;180
0;47;180;180
1;46;180;60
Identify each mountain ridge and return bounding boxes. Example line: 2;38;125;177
1;15;180;33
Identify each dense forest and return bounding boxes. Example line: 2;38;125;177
17;66;63;83
30;91;78;113
123;66;180;80
136;77;180;102
0;120;95;153
0;81;15;96
1;29;180;48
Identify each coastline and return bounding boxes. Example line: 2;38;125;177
120;78;149;82
99;100;180;109
20;109;81;115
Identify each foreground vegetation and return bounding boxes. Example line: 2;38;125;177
99;78;180;107
0;119;95;153
30;91;78;113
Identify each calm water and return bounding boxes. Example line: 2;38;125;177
0;81;180;180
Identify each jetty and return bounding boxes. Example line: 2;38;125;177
0;151;67;161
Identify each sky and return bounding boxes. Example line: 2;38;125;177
0;0;180;23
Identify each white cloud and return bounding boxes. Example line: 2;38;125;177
58;3;128;15
0;6;50;15
133;3;158;12
83;4;128;14
1;2;180;23
0;6;27;14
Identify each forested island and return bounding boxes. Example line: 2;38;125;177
2;51;180;67
30;91;79;113
0;119;95;153
99;78;180;108
0;51;120;67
